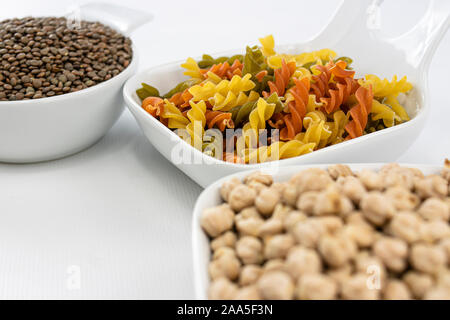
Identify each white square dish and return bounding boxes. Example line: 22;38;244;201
190;163;444;299
123;0;448;187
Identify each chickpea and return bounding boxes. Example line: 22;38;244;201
424;286;450;300
441;159;450;182
383;280;411;300
407;166;425;179
328;164;354;180
360;192;396;226
318;234;357;268
244;171;273;186
209;277;238;300
255;187;280;216
247;180;267;195
439;238;450;263
289;168;333;194
270;182;286;195
403;271;434;299
418;198;449;221
385;186;420;211
387;212;423;243
209;247;241;281
257;271;294;300
263;259;285;273
337;176;367;205
264;234;295;259
415;175;448;199
354;251;387;285
380;166;415;190
234;286;261;300
235;207;264;237
379;163;400;173
373;237;408;273
236;236;264;265
282;182;300;207
291;219;325;248
236;206;260;220
296;191;319;215
239;265;262;286
343;223;375;248
271;203;292;221
345;211;372;227
358;169;383;191
228;184;257;212
410;243;447;274
201;204;234;237
420;220;450;243
211;231;237;251
220;177;241;202
341;274;380;300
283;211;307;232
317;216;344;234
297;274;338;300
327;263;353;285
284;246;322;280
313;187;354;217
258;218;283;238
436;270;450;289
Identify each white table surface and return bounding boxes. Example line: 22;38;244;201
0;0;449;299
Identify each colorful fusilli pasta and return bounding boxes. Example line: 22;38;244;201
136;35;414;163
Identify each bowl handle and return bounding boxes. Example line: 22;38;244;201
306;0;382;49
69;2;153;36
389;0;450;70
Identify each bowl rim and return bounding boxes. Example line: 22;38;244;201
123;46;428;169
191;162;444;300
0;43;138;108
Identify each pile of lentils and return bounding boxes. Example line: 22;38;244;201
0;17;132;101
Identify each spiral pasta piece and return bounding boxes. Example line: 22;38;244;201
297;111;332;149
326;110;348;145
205;110;235;131
266;60;296;96
259;35;276;57
280;77;310;141
385;95;410;121
212;90;259;112
371;99;401;127
321;77;359;114
310;62;332;100
186;100;207;148
245;140;315;163
160;99;190;129
189;74;256;109
181;57;204;80
360;74;412;97
266;49;337;69
345;86;374;139
202;59;244;80
142;97;164;118
245;97;276;132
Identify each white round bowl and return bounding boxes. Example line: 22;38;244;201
0;48;138;163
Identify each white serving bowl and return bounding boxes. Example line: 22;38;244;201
191;163;444;299
124;0;449;187
0;3;152;163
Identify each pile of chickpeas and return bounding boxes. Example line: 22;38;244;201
201;161;450;300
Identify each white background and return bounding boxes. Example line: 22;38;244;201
0;0;449;299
